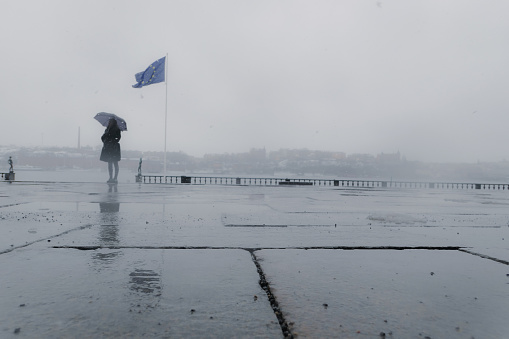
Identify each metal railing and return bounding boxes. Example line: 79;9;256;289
1;172;15;181
139;175;509;190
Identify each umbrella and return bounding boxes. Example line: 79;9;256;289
94;112;128;131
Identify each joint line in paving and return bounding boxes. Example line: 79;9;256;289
248;249;294;339
0;202;28;208
459;249;509;265
51;245;464;251
0;223;95;255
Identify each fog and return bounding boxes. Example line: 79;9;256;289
1;0;508;163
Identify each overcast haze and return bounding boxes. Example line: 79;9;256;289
1;0;508;163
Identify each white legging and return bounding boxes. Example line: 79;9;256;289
108;161;119;180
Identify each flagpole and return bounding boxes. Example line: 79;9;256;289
164;53;168;177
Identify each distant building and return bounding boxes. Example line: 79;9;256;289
377;151;401;163
348;153;375;162
331;152;346;160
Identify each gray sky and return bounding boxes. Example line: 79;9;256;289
1;0;508;162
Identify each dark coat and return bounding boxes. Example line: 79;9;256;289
100;126;121;162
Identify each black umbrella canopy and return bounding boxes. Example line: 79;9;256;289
94;112;128;131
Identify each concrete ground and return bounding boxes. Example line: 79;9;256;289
0;181;508;338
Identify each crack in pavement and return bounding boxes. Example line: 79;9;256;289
459;249;509;265
0;223;96;255
248;249;294;339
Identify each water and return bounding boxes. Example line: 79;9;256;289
13;169;137;183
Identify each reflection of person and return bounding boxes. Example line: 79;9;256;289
99;201;120;213
8;156;13;172
98;189;120;246
100;118;121;184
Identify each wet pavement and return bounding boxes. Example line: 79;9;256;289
0;181;508;338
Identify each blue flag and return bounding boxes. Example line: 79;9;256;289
132;56;165;88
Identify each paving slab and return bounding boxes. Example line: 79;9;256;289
1;181;509;338
256;249;509;339
0;248;281;338
2;183;508;253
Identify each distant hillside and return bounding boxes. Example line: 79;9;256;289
1;146;508;183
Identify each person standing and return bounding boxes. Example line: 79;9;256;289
100;118;121;183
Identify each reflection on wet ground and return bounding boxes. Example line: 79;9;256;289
98;224;119;244
93;186;121;267
92;250;121;263
129;269;161;294
98;186;120;245
99;202;119;213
